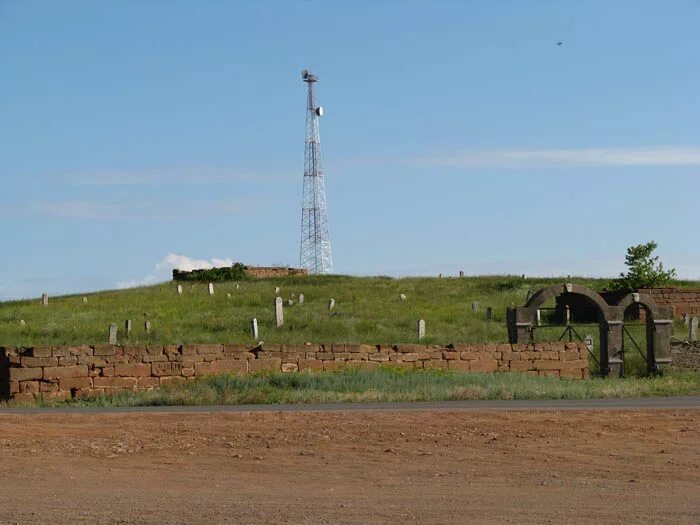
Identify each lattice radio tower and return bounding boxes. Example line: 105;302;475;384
300;69;333;274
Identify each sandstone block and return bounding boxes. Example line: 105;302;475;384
9;367;42;382
249;358;281;373
146;345;165;354
29;346;53;358
59;356;78;366
93;345;117;356
196;344;223;355
78;355;109;367
282;363;299;373
182;367;195;377
459;351;480;360
539;371;560;378
160;376;186;387
560;350;581;361
298;359;323;372
41;390;71;401
94;377;138;389
51;347;71;357
181;345;198;356
210;359;247;375
59;377;93;390
42;364;85;380
469;359;498;373
19;381;40;394
69;345;94;356
532;360;563;371
448;360;470;372
138;377;160;389
20;357;58;368
422;360;448;369
195;362;212;375
152;362;183;377
123;345;147;357
9;381;19;394
12;392;36;403
100;366;115;377
509;360;534;372
369;353;390;362
142;354;168;363
223;344;251;354
322;361;346;371
442;351;459;360
115;363;152;377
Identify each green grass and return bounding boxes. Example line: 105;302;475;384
15;368;700;408
0;275;696;376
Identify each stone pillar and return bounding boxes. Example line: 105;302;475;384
652;312;674;373
275;297;284;327
417;319;425;340
603;320;623;378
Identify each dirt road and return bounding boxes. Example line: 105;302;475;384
0;409;697;524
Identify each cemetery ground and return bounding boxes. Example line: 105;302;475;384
0;408;698;523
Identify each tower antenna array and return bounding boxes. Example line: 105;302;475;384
299;69;333;274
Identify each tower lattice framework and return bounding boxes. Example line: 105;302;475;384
300;69;333;274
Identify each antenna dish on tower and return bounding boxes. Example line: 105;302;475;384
315;106;323;117
301;69;309;80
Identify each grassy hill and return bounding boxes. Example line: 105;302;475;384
0;275;696;347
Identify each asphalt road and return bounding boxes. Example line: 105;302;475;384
1;396;699;414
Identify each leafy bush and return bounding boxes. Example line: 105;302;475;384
610;241;676;292
172;262;250;282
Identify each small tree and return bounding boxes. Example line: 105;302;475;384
610;241;676;292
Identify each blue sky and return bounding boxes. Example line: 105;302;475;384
1;0;699;299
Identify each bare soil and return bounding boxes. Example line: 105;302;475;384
0;409;698;524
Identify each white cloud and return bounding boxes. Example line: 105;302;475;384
116;253;234;289
413;145;700;169
71;167;285;186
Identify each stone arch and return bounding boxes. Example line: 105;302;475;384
507;283;617;377
613;293;673;375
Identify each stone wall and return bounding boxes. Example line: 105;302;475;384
0;342;590;402
243;266;308;278
670;341;700;372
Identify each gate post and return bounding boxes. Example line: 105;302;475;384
651;306;674;373
507;307;534;344
603;320;624;378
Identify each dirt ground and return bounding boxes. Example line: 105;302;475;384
0;409;698;524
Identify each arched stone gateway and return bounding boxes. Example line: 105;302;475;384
506;284;672;377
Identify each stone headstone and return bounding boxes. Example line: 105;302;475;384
690;317;699;342
471;302;479;313
82;297;88;304
144;320;152;333
584;335;594;354
298;293;304;304
108;323;118;345
682;313;689;327
208;283;214;295
235;284;240;289
459;271;464;278
275;297;284;327
438;273;442;279
417;319;425;340
486;307;493;321
399;293;407;301
177;284;183;295
287;299;294;306
20;319;26;327
227;293;232;299
251;318;259;339
125;319;132;337
275;286;280;294
536;309;542;326
328;298;336;311
41;293;48;306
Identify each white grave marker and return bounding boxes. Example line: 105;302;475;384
275;297;284;327
208;283;214;295
328;298;335;311
251;318;259;339
177;284;183;295
41;293;48;306
417;319;425;340
108;323;118;345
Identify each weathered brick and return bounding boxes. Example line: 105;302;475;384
115;363;152;377
138;377;160;389
349;360;380;370
509;360;534;372
448;360;470;372
369;353;390;362
197;344;224;355
94;377;138;388
459;351;480;360
29;346;53;358
51;347;71;357
20;356;58;368
152;362;183;377
142;353;168;363
422;360;448;370
93;345;117;356
533;360;564;371
41;390;71;401
249;358;281;373
19;381;40;394
160;376;186;387
442;351;459;360
146;345;165;354
59;377;93;390
69;345;94;356
44;365;88;379
9;368;42;382
469;359;498;373
58;356;78;366
561;350;581;361
223;344;251;354
11;392;36;403
9;381;19;394
298;359;323;372
123;345;147;357
322;361;346;371
539;370;560;378
100;366;115;377
281;363;299;373
182;367;195;377
520;351;542;360
210;359;247;374
195;362;212;375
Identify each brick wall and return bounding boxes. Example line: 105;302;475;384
671;341;700;371
243;266;308;278
636;288;700;318
0;342;590;402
